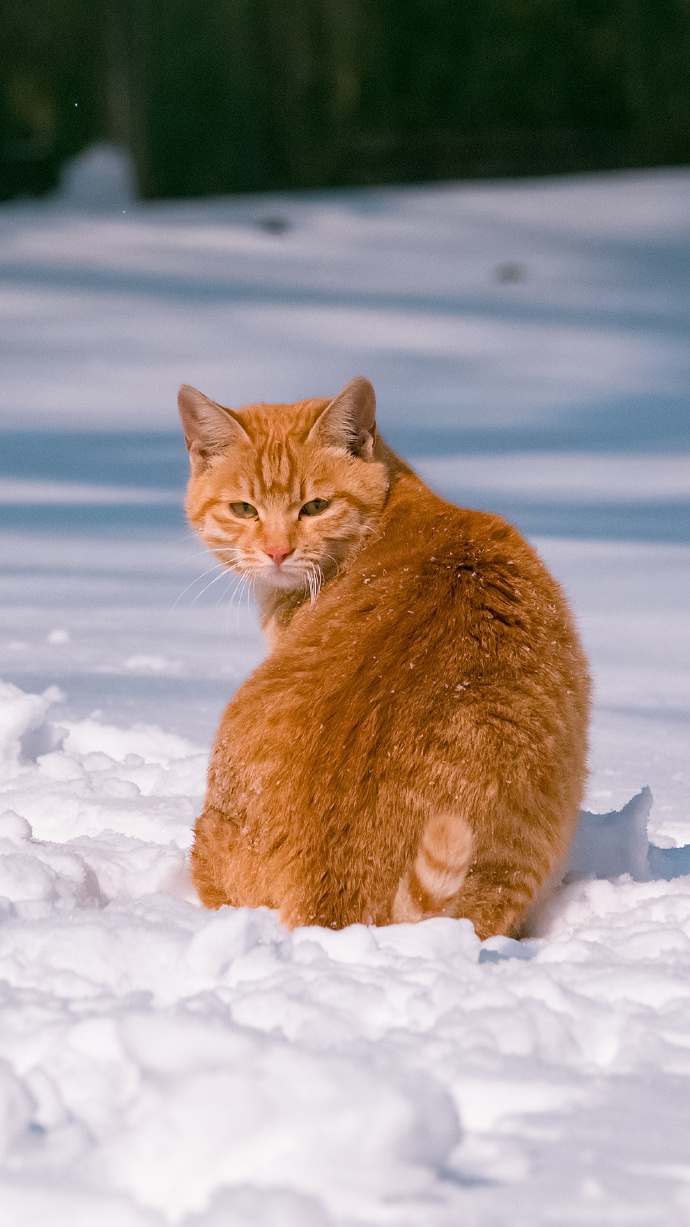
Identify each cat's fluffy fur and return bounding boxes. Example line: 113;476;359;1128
180;378;590;938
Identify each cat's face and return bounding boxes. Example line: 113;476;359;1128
181;381;389;594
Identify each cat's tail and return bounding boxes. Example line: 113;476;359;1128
391;811;474;922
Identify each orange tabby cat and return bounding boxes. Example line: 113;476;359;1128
180;377;590;938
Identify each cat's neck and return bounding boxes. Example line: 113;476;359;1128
373;435;415;482
257;437;412;648
256;584;311;645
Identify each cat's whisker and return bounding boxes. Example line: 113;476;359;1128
188;563;248;609
172;524;237;554
222;572;239;638
165;560;232;620
246;575;256;641
193;559;252;611
237;573;252;642
186;560;228;584
210;544;243;558
308;562;324;604
209;548;245;568
224;572;247;642
175;528;204;548
164;549;216;574
317;552;342;579
227;569;247;641
301;560;326;605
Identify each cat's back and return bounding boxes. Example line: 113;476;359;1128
214;470;587;753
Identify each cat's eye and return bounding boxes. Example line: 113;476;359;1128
300;498;330;517
230;501;259;519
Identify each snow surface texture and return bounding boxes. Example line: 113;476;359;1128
1;678;690;1227
0;161;689;1223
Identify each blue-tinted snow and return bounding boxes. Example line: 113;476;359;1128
1;165;689;540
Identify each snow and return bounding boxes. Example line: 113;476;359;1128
416;453;690;503
56;144;137;214
0;162;689;1223
1;163;689;446
0;481;180;505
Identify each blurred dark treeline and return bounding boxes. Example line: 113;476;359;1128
2;0;689;200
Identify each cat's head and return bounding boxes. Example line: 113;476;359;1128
179;377;390;592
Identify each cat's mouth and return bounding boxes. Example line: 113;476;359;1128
211;543;330;594
262;564;306;590
255;557;314;591
254;550;342;595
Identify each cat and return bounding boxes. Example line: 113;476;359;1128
179;377;590;938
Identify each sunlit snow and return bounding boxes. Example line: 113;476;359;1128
0;161;689;1225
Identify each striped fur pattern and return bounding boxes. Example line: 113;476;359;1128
391;812;475;922
181;378;591;939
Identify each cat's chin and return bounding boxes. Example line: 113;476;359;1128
256;568;309;592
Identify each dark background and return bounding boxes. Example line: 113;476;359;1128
2;0;689;201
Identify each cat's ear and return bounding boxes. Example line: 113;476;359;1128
178;385;250;468
309;377;377;460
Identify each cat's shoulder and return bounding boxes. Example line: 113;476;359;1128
384;473;543;577
369;479;569;634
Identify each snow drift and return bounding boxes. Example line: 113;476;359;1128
1;677;690;1225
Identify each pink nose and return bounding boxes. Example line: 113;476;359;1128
267;548;291;566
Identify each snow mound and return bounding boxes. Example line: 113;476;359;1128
1;676;690;1224
1;679;206;849
57;143;138;212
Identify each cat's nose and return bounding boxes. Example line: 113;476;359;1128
266;548;292;566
